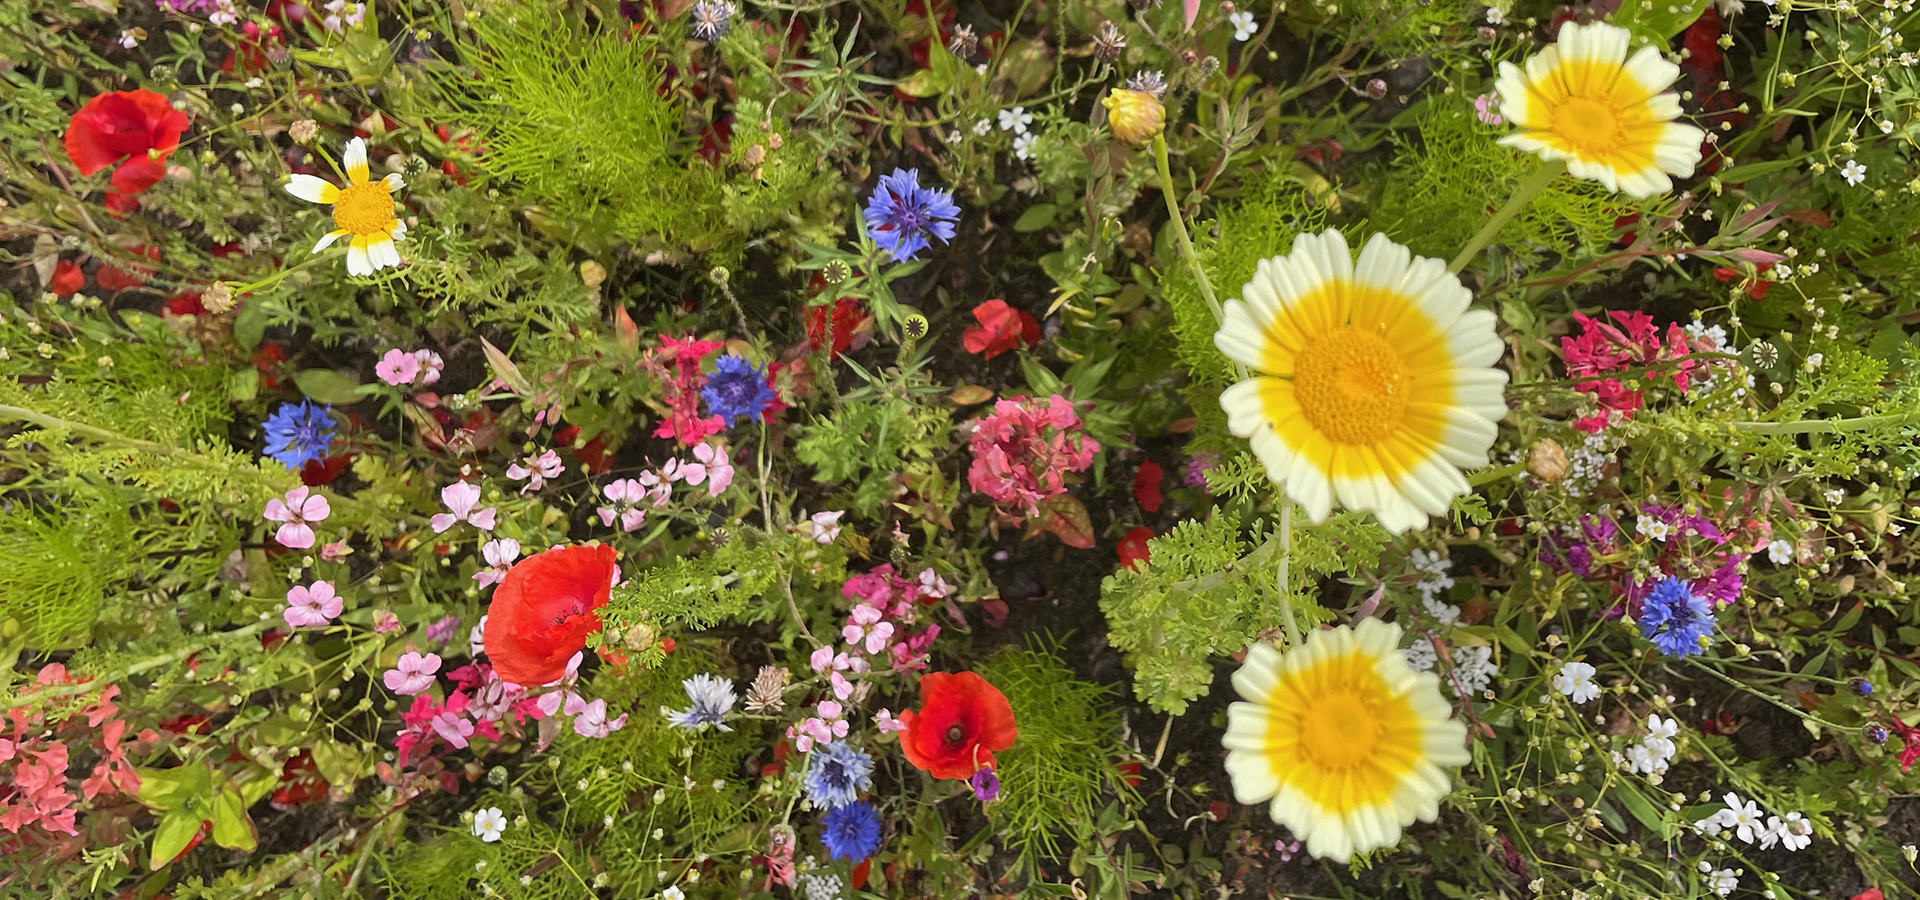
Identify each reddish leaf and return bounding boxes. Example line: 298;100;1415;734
1117;527;1153;570
980;598;1010;628
1039;494;1096;549
961;299;1039;360
1132;460;1164;512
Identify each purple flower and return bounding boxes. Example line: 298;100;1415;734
700;354;777;425
1695;558;1743;608
427;615;462;644
970;767;1000;801
820;800;882;860
863;168;959;262
1183;451;1219;488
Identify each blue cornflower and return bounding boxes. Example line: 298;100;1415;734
262;400;336;470
803;742;874;810
819;800;881;861
863;168;960;262
702;353;775;426
1637;577;1715;658
701;354;776;426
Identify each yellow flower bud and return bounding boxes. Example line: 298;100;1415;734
1101;89;1164;147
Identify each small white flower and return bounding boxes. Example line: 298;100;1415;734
1552;661;1600;704
1766;538;1793;565
1718;792;1765;844
998;106;1033;134
1013;132;1038;160
1842;159;1868;186
119;29;141;48
1636;516;1672;542
1229;9;1257;41
972;118;993;136
661;887;686;900
1708;867;1738;896
1824;488;1847;505
472;807;508;842
1771;812;1813;851
1486;6;1505;24
1402;641;1437;672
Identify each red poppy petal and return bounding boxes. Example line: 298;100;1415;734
111;155;167;195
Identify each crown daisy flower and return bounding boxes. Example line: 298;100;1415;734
1222;619;1470;862
1493;20;1704;197
284;137;407;276
1213;230;1507;533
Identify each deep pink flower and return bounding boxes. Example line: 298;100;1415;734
383;651;441;696
966;395;1099;519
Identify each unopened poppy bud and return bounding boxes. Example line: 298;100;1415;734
1101;89;1164;147
1527;438;1568;482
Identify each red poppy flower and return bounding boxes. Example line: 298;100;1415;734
1117;527;1154;571
49;260;85;296
1132;460;1164;512
961;299;1039;360
483;544;618;686
64;90;189;196
898;671;1018;780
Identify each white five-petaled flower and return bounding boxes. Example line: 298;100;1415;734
1636;515;1672;542
1707;867;1738;896
1766;811;1813;851
1766;538;1794;565
809;510;845;544
431;480;497;533
284;137;408;277
1229;10;1257;41
1013;132;1038;160
472;807;507;842
1551;661;1600;704
1842;159;1868;186
998;107;1033;134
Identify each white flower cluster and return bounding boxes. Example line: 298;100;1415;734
1617;714;1680;777
1563;431;1614;497
1410;548;1460;625
799;871;844;900
1695;792;1813;851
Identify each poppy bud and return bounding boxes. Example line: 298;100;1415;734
1101;89;1164;147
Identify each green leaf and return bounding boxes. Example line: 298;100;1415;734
135;765;211;813
292;369;364;406
207;786;257;852
1615;784;1673;839
1018;355;1066;397
1715;158;1800;183
148;810;204;870
1606;0;1709;44
1014;204;1059;232
232;299;268;350
227;367;259;402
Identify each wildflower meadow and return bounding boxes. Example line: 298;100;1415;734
5;0;1920;898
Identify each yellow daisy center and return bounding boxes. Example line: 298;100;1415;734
1264;648;1422;810
1292;325;1409;445
1547;95;1623;156
1530;60;1660;173
332;181;395;236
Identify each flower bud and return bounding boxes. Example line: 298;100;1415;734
202;282;235;314
579;260;606;287
289;119;319;144
1101;89;1164;147
1527;438;1568;482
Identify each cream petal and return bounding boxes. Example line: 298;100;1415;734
1354;232;1412;293
310;229;348;254
1219;379;1270;439
1224;750;1281;804
1284;453;1334;522
345;238;372;277
384;172;407;192
1215;301;1271;369
388;218;409;241
285;174;340;204
343;137;371;185
1622;44;1681;94
1247;428;1298;493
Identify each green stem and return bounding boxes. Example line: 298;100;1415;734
0;404;181;457
1730;408;1920;436
1447;158;1567;274
1277;502;1300;648
1151;134;1222;325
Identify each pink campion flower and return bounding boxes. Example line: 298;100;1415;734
319;540;352;562
474;538;520;588
891;624;941;671
874;709;908;734
429;693;476;749
809;510;844;544
965;395;1100;520
787;700;851;752
809;646;868;675
430;480;497;533
564;694;628;738
1473;92;1503;125
283;581;342;628
375;348;420;386
469;615;487;656
413;349;444;385
506;449;564;494
842;606;896;655
263;486;330;549
596;479;648;532
373;611;402;634
383;651;441;696
829;670;854;700
916;568;954;601
688;442;733;495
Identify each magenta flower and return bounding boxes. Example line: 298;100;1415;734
473;537;520;588
263;486;330;549
430;480;497;533
384;651;441;695
965;395;1099;520
374;348;420;386
283;580;342;628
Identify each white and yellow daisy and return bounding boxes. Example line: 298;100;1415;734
1493;20;1704;198
284;137;407;277
1213;230;1507;534
1222;619;1470;862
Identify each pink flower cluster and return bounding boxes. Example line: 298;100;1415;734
595;442;734;533
1560;311;1697;433
966;395;1100;518
647;333;726;446
1;665;139;837
839;563;947;672
788;699;850;752
374;348;445;388
394;659;556;768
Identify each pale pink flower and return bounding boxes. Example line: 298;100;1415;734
383;651;441;696
809;646;868;675
842;605;896;655
426;615;461;644
565;694;628;738
874;709;907;734
430;704;474;748
430;480;496;533
413;349;444;385
916;568;954;601
319;540;352;562
474;538;520;588
506;449;564;494
692;442;733;495
1474;92;1504;125
830;670;854;700
283;581;343;628
596;479;649;532
809;510;844;544
375;349;420;386
263;486;330;549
